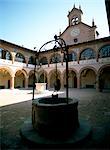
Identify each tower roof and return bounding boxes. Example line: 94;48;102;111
68;5;83;17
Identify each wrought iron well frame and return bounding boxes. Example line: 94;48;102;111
32;35;69;104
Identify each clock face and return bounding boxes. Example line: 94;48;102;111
70;27;80;37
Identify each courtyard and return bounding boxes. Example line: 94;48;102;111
0;88;110;149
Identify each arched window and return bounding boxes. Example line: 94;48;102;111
99;45;110;58
72;16;79;25
15;52;25;63
80;48;95;60
28;56;35;65
0;48;12;60
40;57;48;65
63;52;77;62
50;53;61;64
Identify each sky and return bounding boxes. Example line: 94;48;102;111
0;0;109;50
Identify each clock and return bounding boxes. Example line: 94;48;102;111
70;27;80;37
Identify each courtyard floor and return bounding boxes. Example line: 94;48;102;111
0;88;110;149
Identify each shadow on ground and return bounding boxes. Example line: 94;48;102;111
1;89;110;149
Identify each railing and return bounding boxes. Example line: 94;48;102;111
14;61;27;67
98;57;110;63
79;59;97;65
27;64;35;69
41;64;48;69
0;59;12;65
0;57;110;70
0;59;27;68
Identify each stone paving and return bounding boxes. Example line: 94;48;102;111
0;89;64;107
0;88;110;149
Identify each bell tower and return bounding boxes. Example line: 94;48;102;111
60;4;97;45
68;4;83;26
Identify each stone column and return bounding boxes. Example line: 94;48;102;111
44;72;45;83
61;52;64;66
77;53;80;64
25;57;29;67
60;74;64;89
48;59;50;67
77;74;80;89
95;45;99;62
47;76;50;89
25;76;28;89
11;52;16;64
46;56;49;67
96;75;100;91
10;76;15;89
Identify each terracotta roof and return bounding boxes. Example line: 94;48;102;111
0;36;110;54
0;39;34;53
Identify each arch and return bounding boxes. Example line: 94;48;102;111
38;70;48;83
15;68;28;78
15;52;26;63
28;70;34;76
0;67;12;89
0;66;13;77
0;48;12;60
14;70;26;88
63;69;77;88
79;48;96;60
98;44;110;58
62;68;78;76
40;57;48;65
28;70;35;87
49;69;61;88
80;67;96;88
79;66;97;75
98;65;110;90
50;53;61;64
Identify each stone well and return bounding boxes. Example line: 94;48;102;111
20;97;92;147
32;97;79;139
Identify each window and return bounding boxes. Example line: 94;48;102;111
28;56;35;65
15;52;25;63
72;16;79;25
80;48;95;60
99;45;110;58
6;51;11;60
50;54;61;64
72;52;77;61
74;38;78;43
0;48;12;60
40;57;48;65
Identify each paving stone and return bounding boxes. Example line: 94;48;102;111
1;88;110;149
